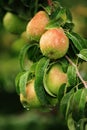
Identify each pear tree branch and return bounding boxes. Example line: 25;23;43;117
65;55;87;88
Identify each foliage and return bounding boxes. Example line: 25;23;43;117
1;0;87;130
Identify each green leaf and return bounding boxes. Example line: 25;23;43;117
15;72;25;94
27;62;38;81
19;43;33;71
27;44;42;62
19;71;29;96
56;7;66;20
57;84;66;103
19;43;41;71
77;49;87;62
59;57;69;73
60;90;74;117
63;22;74;31
66;32;87;51
71;88;87;119
34;57;50;105
67;113;76;130
29;62;37;75
67;65;77;86
66;8;72;22
46;19;60;29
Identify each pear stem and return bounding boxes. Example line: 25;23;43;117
65;55;87;88
47;0;53;6
47;0;53;13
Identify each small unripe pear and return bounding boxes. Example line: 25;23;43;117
26;11;49;41
44;63;67;96
40;28;69;59
11;38;27;54
20;79;41;108
3;12;27;34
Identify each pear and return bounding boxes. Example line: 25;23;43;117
26;11;49;41
20;79;41;108
3;12;27;34
40;28;69;59
44;63;67;97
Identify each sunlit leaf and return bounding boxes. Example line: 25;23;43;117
67;113;76;130
77;49;87;62
19;71;29;96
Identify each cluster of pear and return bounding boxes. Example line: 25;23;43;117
3;10;69;108
20;10;69;108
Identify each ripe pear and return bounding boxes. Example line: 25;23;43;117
40;28;69;59
44;63;67;97
3;12;27;34
20;79;41;108
26;11;49;41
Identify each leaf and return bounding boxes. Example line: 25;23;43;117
66;8;72;22
60;90;74;117
71;88;87;119
46;19;61;29
67;113;76;130
19;43;40;71
34;57;50;105
77;49;87;62
19;44;33;71
56;7;66;20
27;44;42;62
27;62;38;81
66;32;87;51
63;22;74;31
19;71;29;96
57;84;66;103
15;72;25;94
67;65;77;86
59;57;69;73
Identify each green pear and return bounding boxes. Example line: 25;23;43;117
3;12;27;34
11;38;27;54
40;28;69;59
26;11;49;41
44;63;67;97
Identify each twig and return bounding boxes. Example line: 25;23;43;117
65;55;87;88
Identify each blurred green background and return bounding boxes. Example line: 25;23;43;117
0;0;87;130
